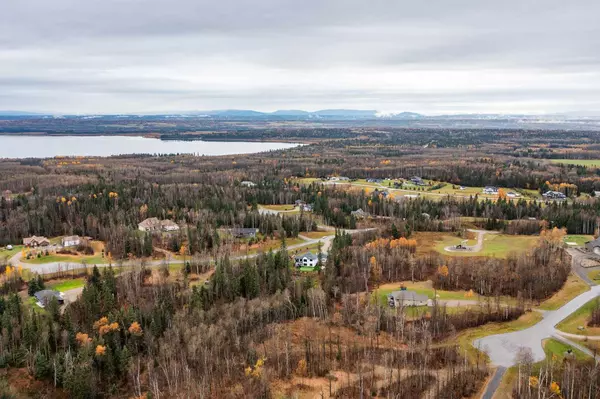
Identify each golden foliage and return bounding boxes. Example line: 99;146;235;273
295;358;307;377
529;376;539;388
75;332;91;346
95;345;106;356
437;265;449;277
550;381;560;395
128;321;143;336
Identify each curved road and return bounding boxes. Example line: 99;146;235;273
443;229;498;253
10;227;374;275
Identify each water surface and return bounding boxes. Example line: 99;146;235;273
0;135;299;158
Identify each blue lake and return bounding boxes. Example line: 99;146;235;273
0;135;300;158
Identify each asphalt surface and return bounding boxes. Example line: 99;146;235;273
11;227;374;275
481;367;506;399
443;229;498;253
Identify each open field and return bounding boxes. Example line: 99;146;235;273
563;234;594;246
22;254;107;265
542;338;589;360
551;159;600;167
588;270;600;284
300;230;334;239
537;273;590;310
556;297;600;336
416;232;539;258
0;245;24;260
260;204;297;211
376;280;476;302
47;278;86;292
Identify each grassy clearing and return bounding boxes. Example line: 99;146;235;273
551;159;600;167
0;245;23;260
542;338;589;361
563;235;594;246
588;270;600;285
22;254;107;265
537;273;590;310
455;311;544;362
376;280;474;302
300;231;334;239
243;237;306;255
422;232;538;258
556;297;600;336
261;204;297;211
48;278;86;292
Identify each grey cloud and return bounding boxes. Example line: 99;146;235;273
1;0;600;113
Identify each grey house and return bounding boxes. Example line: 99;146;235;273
388;290;430;307
586;237;600;255
34;290;64;308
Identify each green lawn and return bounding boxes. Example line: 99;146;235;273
260;204;297;211
48;278;86;292
299;266;319;272
376;280;474;303
301;231;334;239
563;235;594;246
0;245;23;260
551;159;600;167
430;233;538;258
542;338;589;361
588;270;600;285
22;254;107;265
556;297;600;336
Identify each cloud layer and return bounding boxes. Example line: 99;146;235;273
2;0;600;114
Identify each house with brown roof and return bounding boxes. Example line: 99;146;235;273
23;236;50;247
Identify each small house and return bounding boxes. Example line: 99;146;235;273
506;191;520;198
483;186;499;195
294;252;319;268
351;208;368;219
34;290;64;308
230;228;259;239
138;218;180;232
388;290;430;307
542;191;567;200
410;177;426;186
241;181;257;187
62;235;81;247
585;237;600;255
23;236;50;247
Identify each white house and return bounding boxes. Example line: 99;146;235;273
294;252;320;268
240;181;257;187
483;186;499;195
62;235;81;247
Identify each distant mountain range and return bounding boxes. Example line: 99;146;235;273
1;109;599;122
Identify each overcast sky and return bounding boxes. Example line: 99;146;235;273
2;0;600;115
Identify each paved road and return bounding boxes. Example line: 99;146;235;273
12;227;374;275
481;367;506;399
475;285;600;367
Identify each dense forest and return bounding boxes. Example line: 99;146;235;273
2;128;600;397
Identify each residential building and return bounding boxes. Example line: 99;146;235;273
542;191;567;200
230;227;259;238
483;186;499;195
410;176;426;186
388;290;431;307
506;191;521;198
240;181;257;187
23;236;50;247
34;290;64;308
138;218;180;232
62;235;81;247
351;208;368;219
585;237;600;255
294;252;320;268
